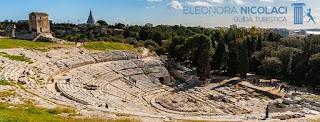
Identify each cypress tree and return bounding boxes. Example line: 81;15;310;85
240;40;249;78
257;34;263;51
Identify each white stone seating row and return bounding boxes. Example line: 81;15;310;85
11;68;25;82
89;51;133;63
85;72;118;87
106;60;138;71
108;79;142;97
57;82;90;105
100;64;113;72
132;59;163;68
130;75;160;91
58;55;96;68
90;89;128;109
57;80;105;106
0;59;28;82
117;68;144;76
56;68;123;106
99;72;123;89
102;83;132;100
40;87;75;104
19;77;77;106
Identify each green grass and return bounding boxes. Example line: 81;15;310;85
0;80;12;86
0;38;72;51
83;42;136;51
0;38;52;49
0;102;140;122
0;52;33;63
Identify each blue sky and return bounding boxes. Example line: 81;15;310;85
0;0;319;29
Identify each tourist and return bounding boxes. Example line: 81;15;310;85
295;87;297;93
66;78;71;84
265;104;270;119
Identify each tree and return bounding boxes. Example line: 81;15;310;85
246;36;253;57
114;23;125;29
275;47;294;79
97;20;108;26
256;34;263;51
123;29;137;38
168;36;186;61
249;26;258;36
123;30;131;38
128;25;141;33
258;57;282;78
291;52;308;86
183;34;214;80
139;28;149;41
153;32;162;46
239;40;249;78
197;43;212;80
212;38;227;70
268;32;274;42
227;39;241;76
307;53;320;89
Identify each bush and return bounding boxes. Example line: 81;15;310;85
144;40;159;48
258;57;282;78
132;40;144;47
155;47;167;55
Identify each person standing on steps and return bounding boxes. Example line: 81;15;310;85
266;104;270;119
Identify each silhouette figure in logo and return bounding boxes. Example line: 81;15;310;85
304;9;316;24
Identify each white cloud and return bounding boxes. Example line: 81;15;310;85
146;0;162;2
146;6;155;9
186;1;212;7
261;0;274;2
208;0;224;4
167;1;183;10
230;0;245;5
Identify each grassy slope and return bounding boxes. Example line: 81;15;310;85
0;52;33;63
0;38;77;53
0;39;136;52
0;102;139;122
83;41;136;51
0;38;58;49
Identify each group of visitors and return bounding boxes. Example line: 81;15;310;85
75;40;85;45
250;79;298;93
280;84;292;93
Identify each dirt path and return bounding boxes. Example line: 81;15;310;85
142;48;149;57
